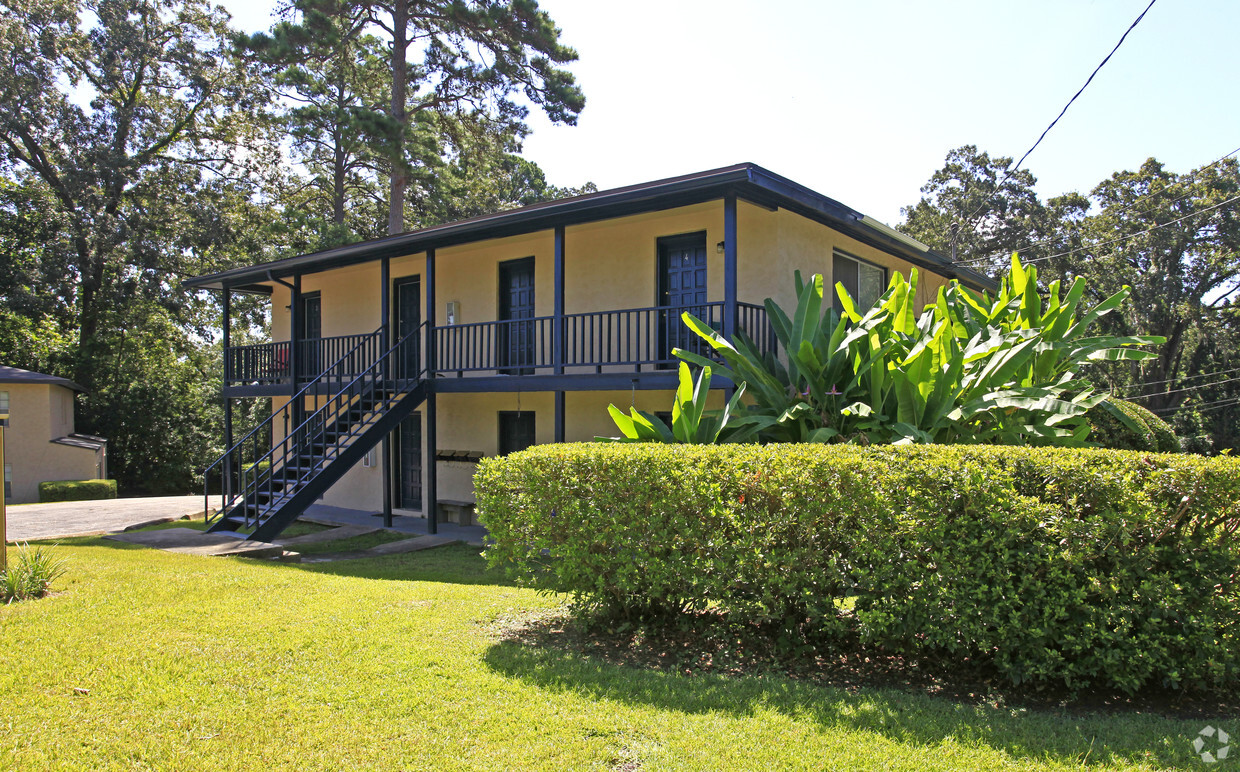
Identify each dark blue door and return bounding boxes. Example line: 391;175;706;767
397;411;422;509
298;292;322;378
394;277;420;380
498;257;535;374
658;233;708;364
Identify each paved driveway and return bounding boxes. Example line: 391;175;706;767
4;495;218;542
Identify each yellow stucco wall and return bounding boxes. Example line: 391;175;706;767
2;383;104;504
319;387;729;509
737;202;948;313
261;200;949;343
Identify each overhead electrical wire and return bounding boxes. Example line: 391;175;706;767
1122;374;1240;399
1151;395;1240;415
1118;365;1240;390
957;0;1160;230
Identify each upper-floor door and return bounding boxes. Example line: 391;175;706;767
297;291;322;378
498;257;535;374
394;277;421;380
657;232;708;364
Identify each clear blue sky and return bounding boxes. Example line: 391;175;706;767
223;0;1240;226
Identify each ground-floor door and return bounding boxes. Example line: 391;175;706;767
396;411;422;510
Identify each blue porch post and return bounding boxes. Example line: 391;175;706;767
289;275;303;432
425;248;438;535
723;195;739;400
723;194;738;342
554;225;566;442
222;284;233;506
381;256;393;527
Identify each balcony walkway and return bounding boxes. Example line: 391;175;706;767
223;302;773;394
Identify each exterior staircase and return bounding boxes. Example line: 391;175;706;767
204;324;427;543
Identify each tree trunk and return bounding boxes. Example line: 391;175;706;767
333;127;346;225
387;0;408;236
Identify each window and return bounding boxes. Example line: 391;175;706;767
498;412;536;456
0;390;8;415
832;251;888;314
4;463;10;500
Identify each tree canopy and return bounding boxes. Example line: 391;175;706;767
0;0;589;492
900;146;1240;451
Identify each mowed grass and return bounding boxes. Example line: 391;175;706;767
0;539;1226;771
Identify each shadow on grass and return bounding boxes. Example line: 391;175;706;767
483;625;1214;770
288;543;518;587
46;517;517;588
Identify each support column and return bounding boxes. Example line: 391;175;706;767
289;275;303;431
380;257;392;527
723;194;738;342
425;249;437;535
222;286;234;504
553;226;565;442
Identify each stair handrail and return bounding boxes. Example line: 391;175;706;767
223;321;429;529
203;326;384;523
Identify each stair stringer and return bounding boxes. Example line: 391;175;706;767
244;382;428;543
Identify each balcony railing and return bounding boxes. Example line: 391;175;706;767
436;302;774;375
226;330;383;386
224;303;774;387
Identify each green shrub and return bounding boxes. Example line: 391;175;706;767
1088;398;1180;453
1;542;68;601
477;443;1240;694
37;479;117;503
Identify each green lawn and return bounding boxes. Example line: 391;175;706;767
0;537;1226;771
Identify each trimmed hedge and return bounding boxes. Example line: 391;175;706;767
37;479;118;503
1088;398;1180;453
477;443;1240;694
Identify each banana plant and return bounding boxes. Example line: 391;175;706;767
674;254;1165;447
598;361;769;444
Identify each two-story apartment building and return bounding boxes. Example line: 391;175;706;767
185;163;993;541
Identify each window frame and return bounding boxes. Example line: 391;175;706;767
832;249;889;314
497;411;537;456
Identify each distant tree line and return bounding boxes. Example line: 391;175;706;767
0;0;589;493
900;146;1240;453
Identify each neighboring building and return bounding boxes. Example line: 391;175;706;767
185;163;994;540
0;366;108;504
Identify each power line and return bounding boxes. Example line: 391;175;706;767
1119;365;1240;390
1123;374;1240;399
958;0;1159;229
1151;395;1240;415
961;191;1240;268
962;143;1240;267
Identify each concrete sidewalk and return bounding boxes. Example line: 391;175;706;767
301;504;488;547
4;495;217;542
